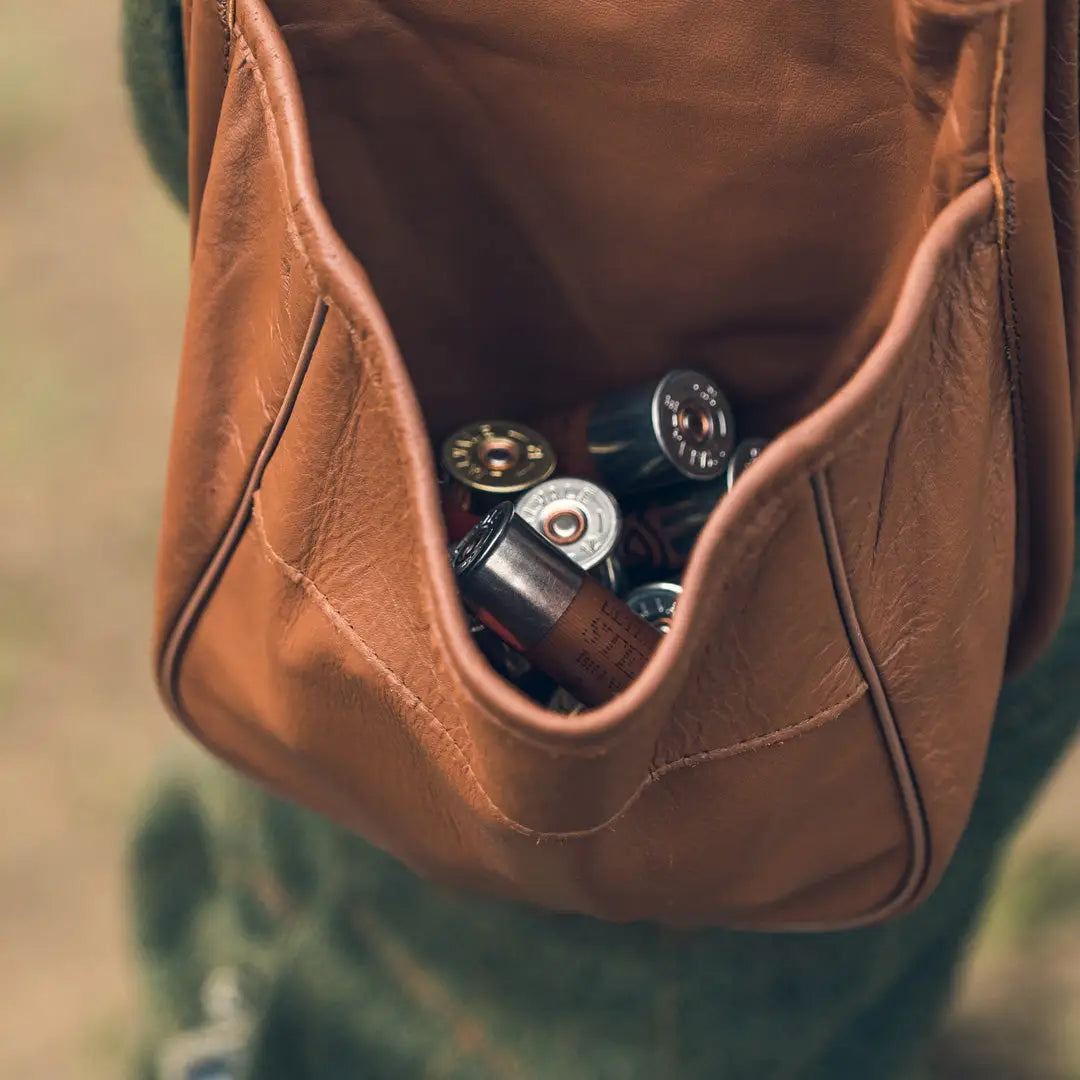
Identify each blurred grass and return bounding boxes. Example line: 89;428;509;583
983;848;1080;949
928;758;1080;1080
0;3;1078;1080
0;2;186;1079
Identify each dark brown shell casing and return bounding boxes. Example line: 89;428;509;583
525;575;661;707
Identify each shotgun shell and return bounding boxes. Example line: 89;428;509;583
725;436;768;492
727;437;769;489
440;420;556;539
625;582;683;633
586;369;735;492
514;477;623;593
452;503;661;707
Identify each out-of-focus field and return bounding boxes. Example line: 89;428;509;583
0;4;1077;1080
0;3;185;1078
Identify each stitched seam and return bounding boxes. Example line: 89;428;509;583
251;494;870;839
215;0;231;74
646;685;868;777
242;489;489;777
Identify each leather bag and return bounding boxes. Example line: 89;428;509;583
157;0;1080;928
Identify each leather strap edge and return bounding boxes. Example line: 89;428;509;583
806;470;932;926
157;297;330;717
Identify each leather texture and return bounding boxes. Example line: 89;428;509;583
156;0;1078;927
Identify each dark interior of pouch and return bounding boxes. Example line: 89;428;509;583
264;0;952;440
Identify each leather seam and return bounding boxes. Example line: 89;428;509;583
250;494;872;840
157;299;329;718
207;22;486;758
810;470;932;923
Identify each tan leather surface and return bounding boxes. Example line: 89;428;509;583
1044;0;1080;445
155;21;320;657
183;0;232;249
991;3;1076;671
156;0;1076;926
262;0;938;437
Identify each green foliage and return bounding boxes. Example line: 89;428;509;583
991;847;1080;947
121;0;188;207
129;781;217;956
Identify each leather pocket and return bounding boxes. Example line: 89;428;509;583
159;0;1015;927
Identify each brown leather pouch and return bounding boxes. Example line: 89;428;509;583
158;0;1080;927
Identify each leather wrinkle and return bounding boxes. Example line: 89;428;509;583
297;330;364;582
337;320;470;721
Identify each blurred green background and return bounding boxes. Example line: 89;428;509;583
0;4;1078;1079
